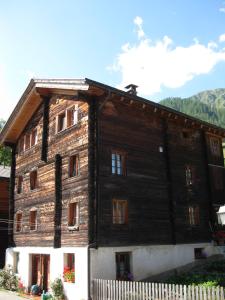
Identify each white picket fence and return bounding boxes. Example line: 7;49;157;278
92;279;225;300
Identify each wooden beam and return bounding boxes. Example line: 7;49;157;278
161;119;176;244
54;154;62;248
41;96;50;162
8;145;16;247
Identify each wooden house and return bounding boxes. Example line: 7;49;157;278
0;79;225;300
0;165;10;268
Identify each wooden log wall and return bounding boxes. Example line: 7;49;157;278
14;96;89;247
97;97;215;246
0;177;9;268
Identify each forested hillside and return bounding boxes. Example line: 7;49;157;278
0;120;11;166
160;88;225;129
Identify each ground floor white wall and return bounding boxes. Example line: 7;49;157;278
5;246;88;300
90;242;223;281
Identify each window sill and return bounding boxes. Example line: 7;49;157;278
56;123;79;135
68;225;79;231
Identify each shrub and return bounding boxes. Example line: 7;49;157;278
0;266;18;291
50;278;64;300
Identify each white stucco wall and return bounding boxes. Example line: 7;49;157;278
90;242;222;281
6;247;88;300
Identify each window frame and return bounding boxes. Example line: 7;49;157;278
188;205;200;226
210;136;221;157
15;212;22;232
111;150;126;176
67;105;78;128
29;209;37;231
30;170;38;191
68;154;80;178
17;175;23;194
185;165;195;187
112;199;128;225
68;202;79;229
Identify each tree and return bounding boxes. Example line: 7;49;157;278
0;120;11;166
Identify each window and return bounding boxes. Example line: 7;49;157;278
182;130;191;139
25;134;31;150
18;137;24;153
68;202;79;227
67;107;78;127
13;252;20;273
29;210;37;231
115;252;131;280
185;165;194;186
210;137;221;157
188;206;200;226
30;170;38;190
113;200;128;224
31;129;37;147
15;212;22;232
63;253;75;283
212;167;224;190
112;152;126;175
57;112;66;132
69;155;79;177
194;248;205;259
17;176;23;194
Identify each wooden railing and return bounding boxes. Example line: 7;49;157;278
92;279;225;300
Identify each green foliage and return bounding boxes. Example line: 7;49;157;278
50;278;64;300
0;119;11;166
0;266;18;291
160;88;225;129
165;259;225;287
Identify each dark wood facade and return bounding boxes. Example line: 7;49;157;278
1;79;225;249
0;168;10;267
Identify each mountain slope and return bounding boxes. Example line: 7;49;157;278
159;88;225;129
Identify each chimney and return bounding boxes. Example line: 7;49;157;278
125;84;138;96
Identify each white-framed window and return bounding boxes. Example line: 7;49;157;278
111;151;126;175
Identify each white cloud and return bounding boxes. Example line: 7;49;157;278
134;16;145;39
219;33;225;43
110;17;225;96
219;7;225;12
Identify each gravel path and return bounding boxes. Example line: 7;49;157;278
0;290;26;300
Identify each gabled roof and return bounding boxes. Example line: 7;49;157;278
0;165;10;178
1;78;225;145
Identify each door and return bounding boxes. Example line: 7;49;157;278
31;254;50;291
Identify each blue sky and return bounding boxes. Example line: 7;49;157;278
1;0;225;119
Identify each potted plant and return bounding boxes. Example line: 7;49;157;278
63;267;75;283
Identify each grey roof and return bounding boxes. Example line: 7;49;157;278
0;165;10;178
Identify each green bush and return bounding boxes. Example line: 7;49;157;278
0;266;18;291
50;278;64;300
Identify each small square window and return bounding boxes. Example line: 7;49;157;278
17;176;23;194
29;210;37;231
58;112;66;132
67;107;78;127
69;155;79;177
113;200;128;224
15;213;22;232
68;202;79;227
188;206;200;226
31;129;37;147
30;170;38;190
63;253;75;283
112;151;126;175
